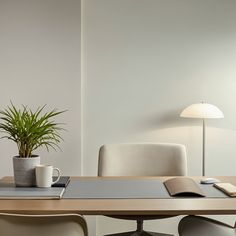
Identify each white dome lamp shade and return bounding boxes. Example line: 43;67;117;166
180;103;224;119
180;103;224;177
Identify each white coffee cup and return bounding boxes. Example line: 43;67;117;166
35;165;61;188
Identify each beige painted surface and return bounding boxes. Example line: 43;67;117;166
0;0;81;176
1;0;236;235
82;0;236;235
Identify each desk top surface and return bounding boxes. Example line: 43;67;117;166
1;176;236;216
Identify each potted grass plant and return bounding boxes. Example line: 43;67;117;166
0;103;65;186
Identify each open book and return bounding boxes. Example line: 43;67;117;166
214;183;236;197
164;177;205;197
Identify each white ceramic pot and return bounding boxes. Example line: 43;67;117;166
13;155;40;187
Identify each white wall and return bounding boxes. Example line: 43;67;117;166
0;0;81;176
1;0;236;235
82;0;236;235
83;0;236;176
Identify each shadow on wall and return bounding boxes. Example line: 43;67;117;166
126;126;236;176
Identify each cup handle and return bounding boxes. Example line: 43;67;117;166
52;167;61;185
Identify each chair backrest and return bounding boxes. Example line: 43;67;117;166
0;213;88;236
98;143;187;176
178;216;236;236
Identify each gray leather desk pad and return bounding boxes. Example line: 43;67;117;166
63;179;227;199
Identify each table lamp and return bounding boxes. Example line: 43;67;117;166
180;103;224;177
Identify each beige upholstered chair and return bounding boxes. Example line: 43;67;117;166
178;216;236;236
98;142;187;236
0;213;88;236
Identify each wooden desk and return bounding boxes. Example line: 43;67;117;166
1;176;236;215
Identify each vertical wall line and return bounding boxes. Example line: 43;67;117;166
80;0;84;176
81;2;98;235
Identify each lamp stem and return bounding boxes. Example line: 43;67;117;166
202;118;205;176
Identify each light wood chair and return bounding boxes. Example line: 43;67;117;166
0;213;88;236
98;142;187;236
178;215;236;236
